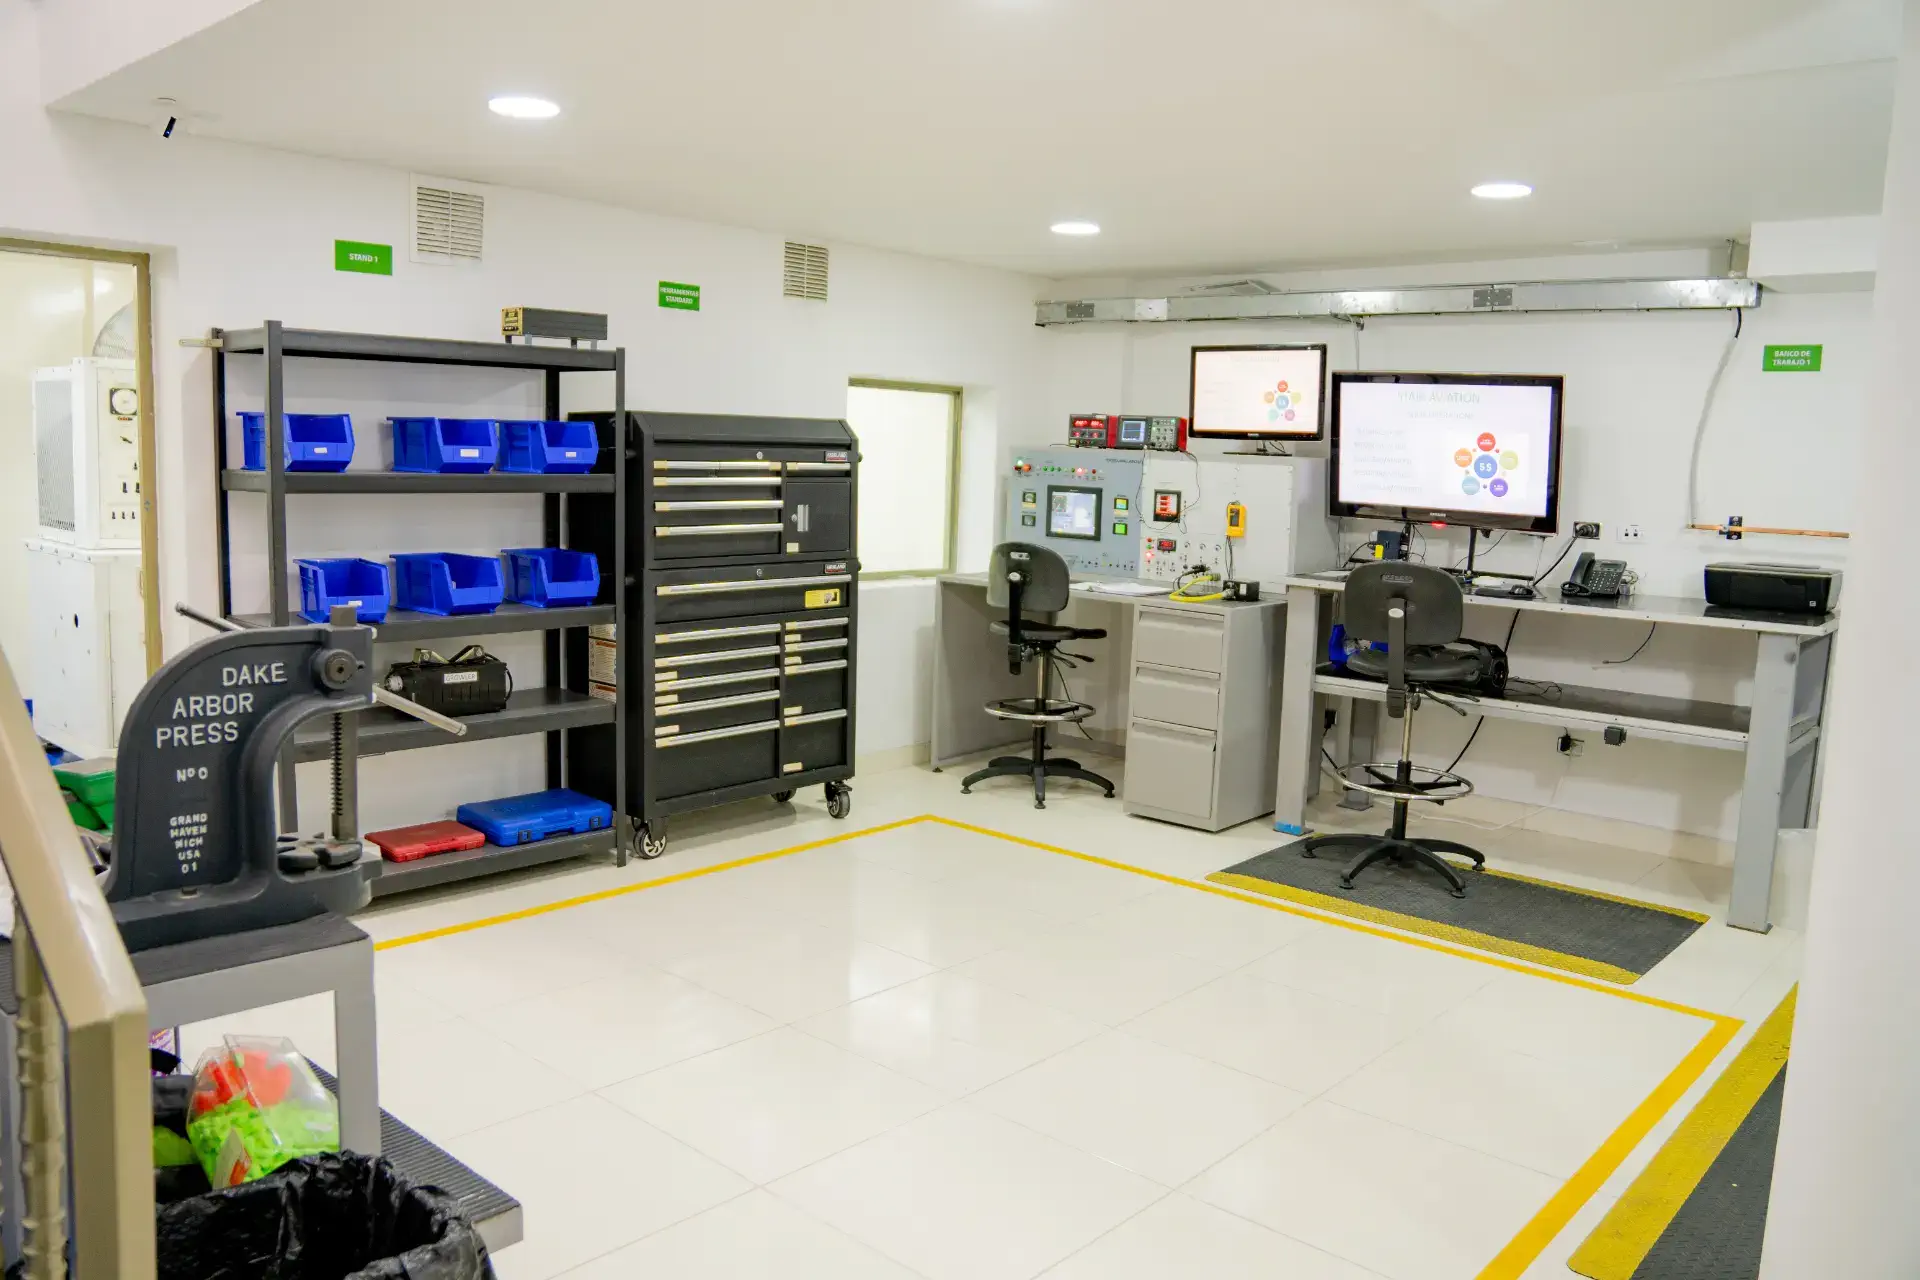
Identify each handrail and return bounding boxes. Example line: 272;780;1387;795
0;651;156;1277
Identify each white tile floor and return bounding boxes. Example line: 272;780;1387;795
181;753;1803;1280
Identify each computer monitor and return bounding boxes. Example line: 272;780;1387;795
1189;344;1329;442
1046;486;1102;540
1329;372;1565;534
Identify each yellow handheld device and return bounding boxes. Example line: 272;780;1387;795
1226;502;1246;538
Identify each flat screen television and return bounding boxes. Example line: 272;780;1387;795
1189;344;1328;442
1329;372;1565;534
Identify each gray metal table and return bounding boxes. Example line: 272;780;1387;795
0;914;523;1257
1273;575;1839;933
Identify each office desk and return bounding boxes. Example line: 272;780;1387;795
933;574;1285;831
1274;575;1839;933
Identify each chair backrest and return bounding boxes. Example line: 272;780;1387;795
1344;562;1464;646
985;542;1070;615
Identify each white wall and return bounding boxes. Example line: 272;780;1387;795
2;0;1044;830
1035;279;1872;844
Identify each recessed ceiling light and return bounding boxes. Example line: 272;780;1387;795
489;95;560;120
1051;220;1101;236
1471;182;1533;200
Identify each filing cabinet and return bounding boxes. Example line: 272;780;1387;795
1122;600;1283;832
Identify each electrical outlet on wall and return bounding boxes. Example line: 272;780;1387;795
1621;525;1642;542
1573;521;1601;540
1557;732;1584;757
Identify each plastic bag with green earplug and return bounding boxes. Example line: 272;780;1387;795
186;1036;340;1187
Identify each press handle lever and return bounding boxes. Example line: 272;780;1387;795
371;686;468;737
175;602;241;633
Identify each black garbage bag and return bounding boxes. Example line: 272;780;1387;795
155;1152;492;1280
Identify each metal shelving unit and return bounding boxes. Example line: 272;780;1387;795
212;321;628;890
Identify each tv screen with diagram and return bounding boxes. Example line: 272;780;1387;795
1329;372;1565;534
1189;344;1328;441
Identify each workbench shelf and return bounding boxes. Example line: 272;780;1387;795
210;320;629;892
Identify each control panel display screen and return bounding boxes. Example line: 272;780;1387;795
1046;487;1102;541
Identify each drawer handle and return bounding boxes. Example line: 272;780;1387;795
654;666;782;692
657;574;847;596
654;690;781;715
656;719;781;747
651;477;784;488
653;645;781;668
656;623;782;644
783;638;847;655
654;500;784;512
784;618;848;633
785;659;849;676
784;708;849;727
653;459;782;471
656;522;784;537
784;462;851;473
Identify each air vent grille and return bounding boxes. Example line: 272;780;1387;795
783;242;829;301
414;184;485;262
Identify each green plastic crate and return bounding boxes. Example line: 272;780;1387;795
53;758;115;809
61;789;105;831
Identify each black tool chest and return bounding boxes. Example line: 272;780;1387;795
569;412;858;857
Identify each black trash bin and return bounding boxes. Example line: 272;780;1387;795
155;1152;493;1280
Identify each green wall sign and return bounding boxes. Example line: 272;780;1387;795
659;281;701;311
1763;344;1822;372
334;240;393;275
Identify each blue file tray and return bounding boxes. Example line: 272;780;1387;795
499;420;598;474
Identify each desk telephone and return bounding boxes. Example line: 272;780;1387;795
1562;552;1629;599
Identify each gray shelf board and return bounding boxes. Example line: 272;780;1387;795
231;602;614;642
218;326;617;371
1314;673;1752;748
369;826;615;897
292;688;612;763
222;468;612;495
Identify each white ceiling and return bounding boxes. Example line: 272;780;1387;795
55;0;1902;279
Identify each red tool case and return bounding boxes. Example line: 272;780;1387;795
364;820;486;863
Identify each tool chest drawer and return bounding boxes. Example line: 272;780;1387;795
651;560;854;625
781;708;851;777
651;719;782;799
646;448;853;563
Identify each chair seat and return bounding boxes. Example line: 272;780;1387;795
990;620;1107;644
1345;645;1484;684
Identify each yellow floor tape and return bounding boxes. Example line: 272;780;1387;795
1567;987;1797;1279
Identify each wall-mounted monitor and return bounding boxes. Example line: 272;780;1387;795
1046;486;1102;540
1189;344;1328;442
1329;372;1565;534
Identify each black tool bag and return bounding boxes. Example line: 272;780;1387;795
382;646;512;717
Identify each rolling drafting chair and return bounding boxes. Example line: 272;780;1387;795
1309;562;1491;897
961;543;1117;809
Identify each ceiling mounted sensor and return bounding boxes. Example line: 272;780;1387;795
783;242;829;301
1471;182;1533;200
1050;220;1101;236
488;95;560;120
412;176;486;265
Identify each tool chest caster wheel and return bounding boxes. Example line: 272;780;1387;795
772;790;795;804
639;819;668;859
825;783;851;820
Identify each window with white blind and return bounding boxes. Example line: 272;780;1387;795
846;380;962;576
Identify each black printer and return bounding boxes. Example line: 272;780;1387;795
1704;563;1840;616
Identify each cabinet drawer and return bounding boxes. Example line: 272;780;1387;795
1123;720;1217;821
1134;607;1225;674
652;561;854;624
1131;664;1220;731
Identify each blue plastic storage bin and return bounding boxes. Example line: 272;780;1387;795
502;548;601;608
456;789;613;846
240;413;355;472
389;417;500;473
498;419;599;474
389;553;503;616
295;558;391;623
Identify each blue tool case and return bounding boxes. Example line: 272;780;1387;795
455;789;612;846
